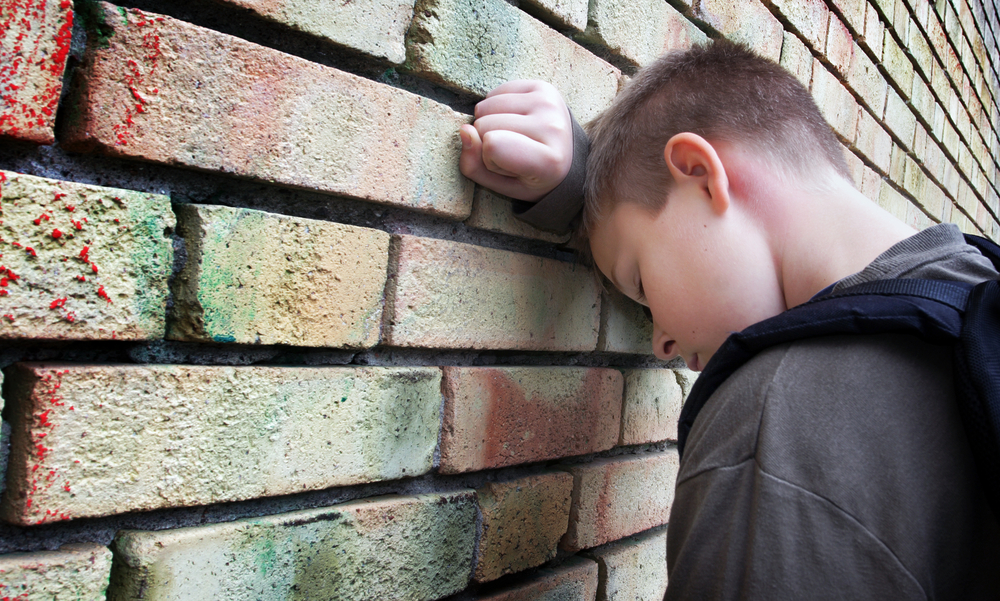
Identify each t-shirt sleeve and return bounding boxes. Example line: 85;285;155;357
510;111;589;234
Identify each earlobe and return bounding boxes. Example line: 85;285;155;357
663;133;731;215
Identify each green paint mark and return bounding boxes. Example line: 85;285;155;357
77;0;117;48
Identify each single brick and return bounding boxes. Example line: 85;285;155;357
405;0;620;122
691;0;783;62
780;31;813;89
580;0;707;68
861;3;885;58
910;75;934;124
853;107;893;172
474;472;575;582
0;170;174;341
884;87;917;149
582;528;668;601
478;556;599;601
465;189;570;244
845;147;866;188
811;59;860;143
847;40;888;114
0;543;112;601
62;4;473;220
889;143;906;184
108;492;476;601
882;33;915;97
826;13;854;77
168;204;389;348
562;450;679;551
521;0;589;31
907;19;934;79
0;363;441;525
861;164;883;202
620;369;684;445
215;0;416;63
385;235;600;351
768;0;829;52
597;288;653;355
439;367;622;473
831;0;867;34
878;180;909;221
0;0;73;144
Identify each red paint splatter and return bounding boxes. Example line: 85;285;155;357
24;246;35;257
49;297;66;309
50;228;62;239
78;245;89;262
112;11;162;145
97;285;111;303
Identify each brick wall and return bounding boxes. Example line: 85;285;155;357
0;0;997;598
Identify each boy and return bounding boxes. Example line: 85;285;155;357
459;41;1000;598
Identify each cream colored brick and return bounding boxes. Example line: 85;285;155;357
780;31;813;89
581;0;707;67
583;528;668;601
620;368;684;444
521;0;589;30
691;0;783;61
0;544;111;601
598;287;653;355
465;189;570;243
768;0;830;51
812;59;860;142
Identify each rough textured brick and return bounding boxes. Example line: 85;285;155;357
848;41;888;114
597;288;653;355
108;492;476;601
474;472;575;582
767;0;830;51
620;369;683;445
465;189;570;243
878;180;910;221
62;4;473;220
168;204;389;348
861;164;883;202
845;145;867;186
580;0;707;68
439;367;622;473
854;106;894;171
907;19;934;78
521;0;589;31
0;543;112;601
910;75;935;123
831;0;868;34
889;142;907;184
562;450;680;551
812;60;860;142
405;0;620;122
691;0;783;62
0;0;73;144
883;33;915;97
674;367;698;398
1;363;442;525
826;13;855;77
884;87;917;149
215;0;416;63
582;528;668;601
0;170;174;341
479;556;599;601
0;370;6;498
385;235;600;351
862;2;885;58
780;31;813;88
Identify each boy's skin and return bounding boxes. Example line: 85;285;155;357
459;80;915;369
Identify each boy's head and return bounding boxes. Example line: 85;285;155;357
584;40;852;368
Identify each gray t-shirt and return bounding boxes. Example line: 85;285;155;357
666;224;1000;599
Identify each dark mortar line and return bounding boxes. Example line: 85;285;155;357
0;444;675;554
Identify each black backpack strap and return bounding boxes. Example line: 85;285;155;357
677;279;972;457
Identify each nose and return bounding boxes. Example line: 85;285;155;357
652;325;679;361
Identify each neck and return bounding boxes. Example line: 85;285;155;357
771;174;917;309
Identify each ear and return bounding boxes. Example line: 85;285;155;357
663;133;731;215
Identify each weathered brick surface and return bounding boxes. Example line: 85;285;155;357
878;179;910;221
831;0;867;34
62;4;473;219
0;170;174;341
826;13;854;76
562;450;679;551
385;235;600;351
862;2;885;58
812;59;860;142
883;32;915;96
769;0;830;51
884;86;917;148
0;0;73;144
620;369;684;445
780;31;813;88
478;556;599;601
168;204;390;348
861;164;884;202
474;472;574;582
405;0;620;121
0;363;442;524
521;0;589;31
580;0;707;68
690;0;783;61
108;492;477;601
216;0;417;63
582;528;668;601
597;288;653;355
847;40;888;114
0;543;112;601
853;106;894;171
466;189;570;244
439;367;622;473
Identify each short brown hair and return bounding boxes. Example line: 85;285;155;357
582;39;850;234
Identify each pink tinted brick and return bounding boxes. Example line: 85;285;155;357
385;236;600;351
831;0;867;34
62;4;473;219
768;0;830;52
692;0;783;61
0;0;73;144
474;472;575;582
478;556;599;601
562;450;680;551
439;367;622;473
826;13;854;77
